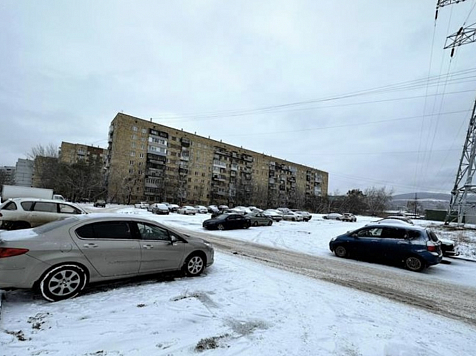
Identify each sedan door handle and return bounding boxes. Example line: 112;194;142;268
142;244;154;249
83;243;98;248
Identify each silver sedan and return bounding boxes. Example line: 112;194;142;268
0;214;214;301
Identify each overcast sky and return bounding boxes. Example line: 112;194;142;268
1;1;476;195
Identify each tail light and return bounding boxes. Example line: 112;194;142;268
426;242;437;252
0;248;29;258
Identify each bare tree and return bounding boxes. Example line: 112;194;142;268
364;186;393;216
27;143;59;159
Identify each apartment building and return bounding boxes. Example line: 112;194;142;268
59;142;105;165
106;113;328;208
15;159;33;186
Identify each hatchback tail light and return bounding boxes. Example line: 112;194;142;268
426;242;437;252
0;248;29;258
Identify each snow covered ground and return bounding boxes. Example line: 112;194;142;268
1;207;476;355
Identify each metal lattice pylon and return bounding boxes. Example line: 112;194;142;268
445;99;476;224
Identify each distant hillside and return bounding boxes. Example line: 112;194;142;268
390;192;450;211
392;192;451;201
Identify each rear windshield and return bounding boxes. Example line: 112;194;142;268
427;230;439;242
33;217;79;233
1;201;18;210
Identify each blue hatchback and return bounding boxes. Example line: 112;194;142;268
329;224;443;271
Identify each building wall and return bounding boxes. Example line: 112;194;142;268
59;142;105;165
106;113;328;207
15;159;33;186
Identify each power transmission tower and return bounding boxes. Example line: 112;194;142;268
444;23;476;57
436;0;476;224
445;100;476;224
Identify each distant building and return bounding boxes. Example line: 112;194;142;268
105;113;328;207
14;159;33;187
0;165;16;186
59;142;106;165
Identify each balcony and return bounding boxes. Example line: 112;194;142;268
180;138;191;147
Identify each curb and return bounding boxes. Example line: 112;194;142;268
448;256;476;263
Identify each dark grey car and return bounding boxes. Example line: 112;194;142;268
0;214;214;301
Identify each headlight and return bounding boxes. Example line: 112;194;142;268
330;237;336;242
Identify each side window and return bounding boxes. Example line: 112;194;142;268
21;201;34;211
382;227;406;239
2;201;18;211
33;202;58;213
357;228;383;237
137;222;170;241
76;221;133;239
59;204;81;214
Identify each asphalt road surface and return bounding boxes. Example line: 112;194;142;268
177;227;476;326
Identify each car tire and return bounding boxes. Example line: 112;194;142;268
183;254;205;276
217;224;225;230
244;222;250;229
38;264;88;302
268;221;273;226
405;256;425;272
12;221;31;230
334;245;348;258
253;221;259;227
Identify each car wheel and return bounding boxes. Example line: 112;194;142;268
334;245;348;258
268;221;273;226
292;218;296;221
183;254;205;276
405;256;425;272
244;222;250;229
253;221;258;227
217;224;225;230
38;264;88;302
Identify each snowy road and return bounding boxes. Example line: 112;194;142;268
175;227;476;326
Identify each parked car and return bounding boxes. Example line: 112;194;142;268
0;214;214;301
386;215;414;224
329;223;443;272
282;211;304;221
167;204;180;212
135;202;149;209
247;212;273;226
263;209;283;222
177;206;197;215
340;213;357;222
218;205;229;211
323;213;343;220
0;198;87;230
150;203;170;215
202;214;251;230
93;199;106;208
194;205;208;214
294;211;312;222
207;205;218;213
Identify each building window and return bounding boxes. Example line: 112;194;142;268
131;134;137;140
139;153;144;158
132;126;138;131
132;142;136;148
129;160;134;165
130;151;136;157
141;128;147;134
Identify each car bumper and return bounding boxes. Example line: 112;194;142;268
0;254;52;289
